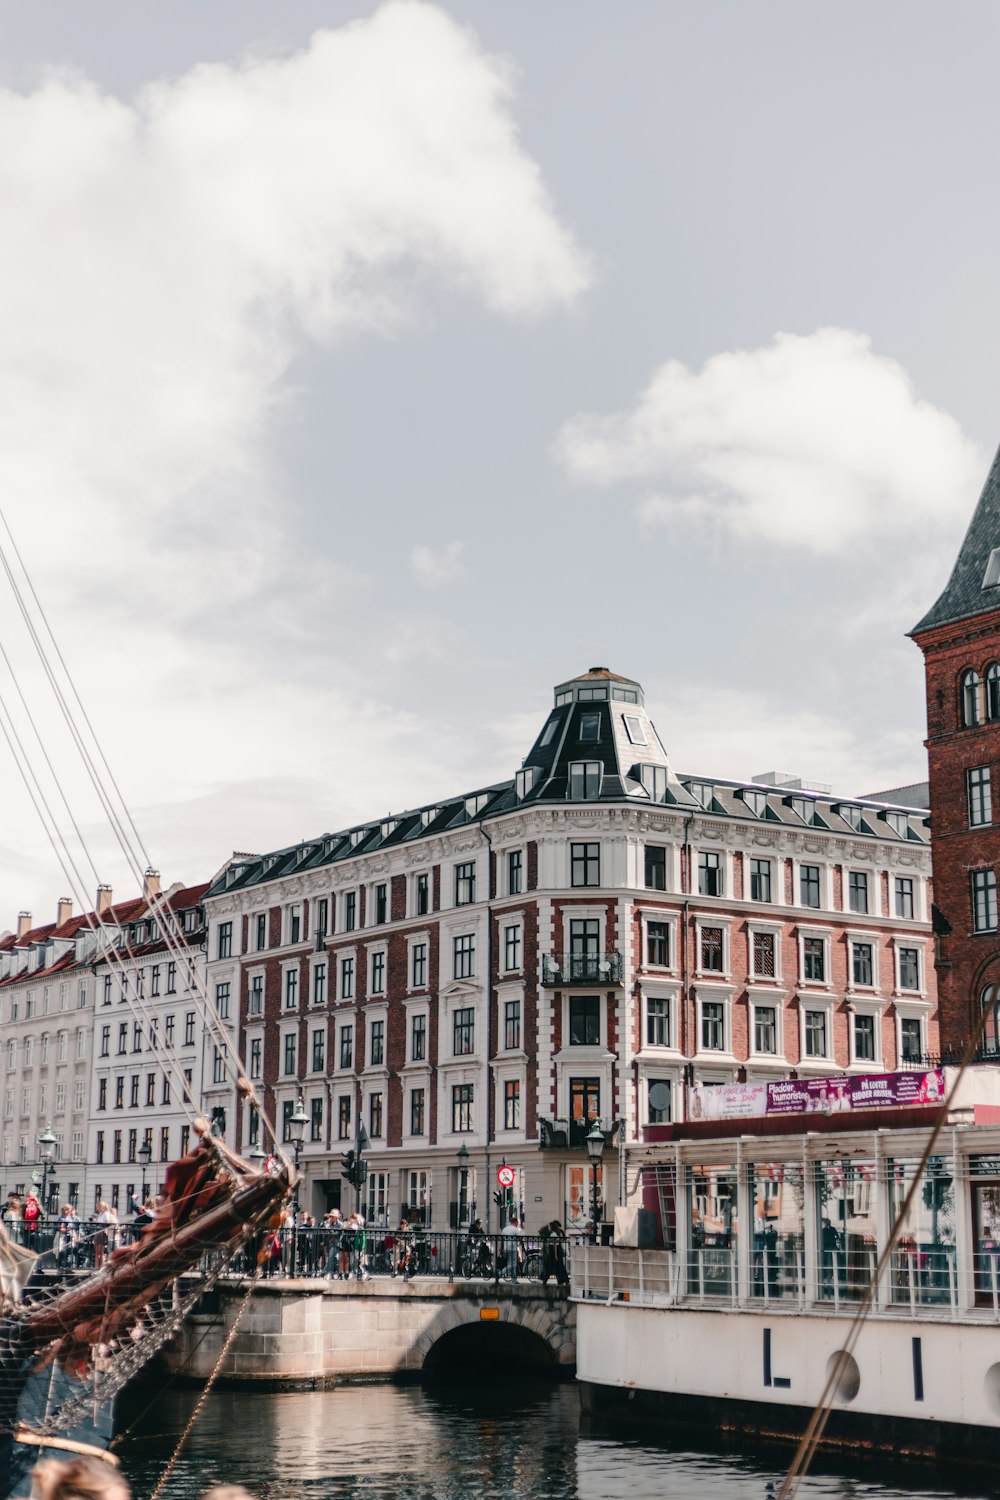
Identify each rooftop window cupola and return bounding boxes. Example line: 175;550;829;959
912;442;1000;636
553;667;644;707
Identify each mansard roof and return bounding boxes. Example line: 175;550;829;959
913;443;1000;635
208;669;930;898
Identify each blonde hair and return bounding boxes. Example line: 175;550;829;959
202;1489;258;1500
31;1457;130;1500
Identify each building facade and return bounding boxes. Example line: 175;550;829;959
913;442;1000;1054
205;667;936;1235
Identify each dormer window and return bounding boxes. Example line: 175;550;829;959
687;782;713;809
984;548;1000;588
540;719;559;748
840;805;864;833
623;715;646;746
638;764;667;801
350;828;367;847
420;808;439;828
515;767;538;799
788;796;812;823
380;820;397;841
880;810;909;837
740;789;768;818
579;712;601;743
465;793;489;817
568;761;602;800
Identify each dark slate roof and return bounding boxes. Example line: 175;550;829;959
912;443;1000;635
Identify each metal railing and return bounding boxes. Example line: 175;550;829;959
226;1227;579;1284
541;952;624;986
570;1244;1000;1321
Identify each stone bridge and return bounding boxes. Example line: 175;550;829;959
161;1277;576;1385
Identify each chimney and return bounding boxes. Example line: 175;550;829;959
143;869;161;902
17;911;31;938
96;885;113;916
56;897;72;928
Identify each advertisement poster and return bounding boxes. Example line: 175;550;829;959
689;1069;945;1122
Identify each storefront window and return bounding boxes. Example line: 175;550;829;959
816;1159;877;1301
750;1162;804;1300
888;1155;955;1305
687;1163;737;1297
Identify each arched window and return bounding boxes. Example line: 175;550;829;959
987;664;1000;721
962;669;981;728
984;984;1000;1055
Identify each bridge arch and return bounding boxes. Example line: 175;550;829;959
413;1296;574;1377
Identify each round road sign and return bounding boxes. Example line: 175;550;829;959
497;1165;516;1189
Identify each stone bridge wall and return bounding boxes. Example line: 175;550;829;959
161;1279;576;1384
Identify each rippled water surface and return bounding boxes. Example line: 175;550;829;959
114;1383;1000;1500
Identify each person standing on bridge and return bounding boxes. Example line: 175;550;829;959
501;1215;525;1281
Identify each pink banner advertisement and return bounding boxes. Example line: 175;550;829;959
689;1069;945;1122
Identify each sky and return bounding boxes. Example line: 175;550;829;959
0;1;997;926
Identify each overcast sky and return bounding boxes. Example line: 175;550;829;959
0;1;997;927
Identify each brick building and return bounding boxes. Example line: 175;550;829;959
913;443;1000;1053
204;667;936;1234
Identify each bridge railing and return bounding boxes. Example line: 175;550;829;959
225;1227;582;1282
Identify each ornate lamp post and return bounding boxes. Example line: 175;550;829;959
36;1123;56;1215
138;1137;152;1206
289;1097;309;1214
585;1120;605;1245
456;1141;470;1227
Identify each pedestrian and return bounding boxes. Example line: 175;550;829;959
353;1213;369;1280
322;1209;344;1279
55;1202;81;1269
2;1192;23;1245
93;1200;114;1268
500;1214;524;1280
542;1220;568;1285
338;1213;355;1280
22;1190;41;1244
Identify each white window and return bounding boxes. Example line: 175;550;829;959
851;1009;880;1066
802;1004;833;1061
751;1002;779;1056
749;925;781;981
623;715;647;746
798;929;831;987
568;761;602;800
502;923;522;973
695;990;731;1054
645;993;672;1048
895;943;924;994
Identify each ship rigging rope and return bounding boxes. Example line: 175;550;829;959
777;1003;996;1498
0;507;284;1160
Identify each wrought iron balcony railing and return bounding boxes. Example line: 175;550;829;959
541;952;623;987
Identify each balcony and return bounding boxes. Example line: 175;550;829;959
541;952;623;987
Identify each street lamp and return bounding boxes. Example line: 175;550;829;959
37;1123;57;1216
585;1120;605;1245
138;1137;152;1205
288;1097;309;1212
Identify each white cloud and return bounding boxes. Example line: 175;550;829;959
556;328;982;552
0;3;590;922
410;540;465;588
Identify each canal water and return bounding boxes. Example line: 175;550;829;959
113;1382;1000;1500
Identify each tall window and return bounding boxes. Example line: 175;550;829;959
455;862;476;906
570;842;600;887
283;1034;297;1075
250;1037;262;1080
374;884;388;924
754;1005;777;1054
370;951;386;994
698;851;722;897
340;957;355;1000
287;905;302;944
215;982;231;1020
311;1028;325;1072
212;1047;226;1085
452;1083;474;1133
369;1019;385;1066
504;999;521;1051
854;1013;876;1062
453;1007;475;1056
284;968;299;1009
852;941;873;987
453;934;475;980
989;663;1000;721
315;898;329;938
803;936;826;982
217;921;232;960
750;858;772;903
507;849;523;896
503;924;522;972
701;1002;725;1051
647;921;670;967
569;994;600;1046
411;1013;426;1062
797;864;819;907
411;942;427;989
973;869;998;932
250;975;263;1016
255;913;267;950
648;1079;671;1124
969;766;993;827
804;1010;827;1057
898;947;920;991
310;1097;323;1142
962;669;981;727
579;711;601;743
344;891;357;932
338;1097;352;1140
645;846;667;891
646;995;670;1047
503;1079;521;1130
751;931;776;977
339;1026;353;1070
895;877;915;921
415;873;429;916
848;871;869;915
700;926;723;972
569;918;599;979
312;963;327;1006
410;1088;425;1137
900;1016;923;1062
568;761;602;800
369;1091;383;1138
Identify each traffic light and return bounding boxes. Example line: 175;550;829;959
341;1150;356;1184
493;1190;504;1208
